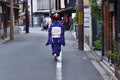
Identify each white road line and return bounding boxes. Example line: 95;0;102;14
56;51;62;80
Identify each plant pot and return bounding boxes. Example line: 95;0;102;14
111;58;115;64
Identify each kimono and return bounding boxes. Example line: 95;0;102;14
46;21;65;56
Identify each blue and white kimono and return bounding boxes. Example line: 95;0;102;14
46;21;65;56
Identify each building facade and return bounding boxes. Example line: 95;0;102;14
102;0;117;56
57;0;77;30
102;0;120;79
35;0;55;15
33;0;77;28
0;0;19;38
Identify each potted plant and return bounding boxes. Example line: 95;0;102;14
108;50;118;64
108;50;120;80
107;39;120;80
94;39;102;50
108;39;119;63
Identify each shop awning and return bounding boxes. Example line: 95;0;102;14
55;7;76;13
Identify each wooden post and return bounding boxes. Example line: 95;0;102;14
31;0;33;27
25;0;29;33
49;0;51;16
10;0;14;40
78;0;84;50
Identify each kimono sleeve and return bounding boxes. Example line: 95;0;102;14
60;24;65;46
45;25;53;46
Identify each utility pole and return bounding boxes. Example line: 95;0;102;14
25;0;29;33
10;0;14;40
31;0;33;27
78;0;84;50
57;0;59;10
49;0;51;16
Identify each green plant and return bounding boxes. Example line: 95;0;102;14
108;50;118;59
108;39;120;64
90;0;102;24
94;39;102;50
108;50;119;64
74;8;78;24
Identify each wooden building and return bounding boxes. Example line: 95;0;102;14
102;0;117;56
33;0;76;29
0;0;19;38
57;0;76;30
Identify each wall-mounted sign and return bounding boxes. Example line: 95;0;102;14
61;0;65;8
84;8;90;27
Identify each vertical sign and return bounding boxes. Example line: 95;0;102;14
61;0;65;8
78;12;83;25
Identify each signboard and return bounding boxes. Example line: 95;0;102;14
78;12;83;25
72;13;75;19
61;0;65;8
84;8;90;27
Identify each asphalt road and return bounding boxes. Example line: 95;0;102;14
0;27;104;80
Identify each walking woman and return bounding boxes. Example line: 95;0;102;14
46;13;65;61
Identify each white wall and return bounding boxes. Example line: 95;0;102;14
84;7;92;49
33;0;37;12
28;0;37;13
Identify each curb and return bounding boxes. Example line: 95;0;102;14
0;37;10;44
99;60;118;80
91;50;118;80
0;26;25;44
71;31;118;80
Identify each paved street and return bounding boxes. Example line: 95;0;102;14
0;27;108;80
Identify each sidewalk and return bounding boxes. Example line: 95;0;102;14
0;25;22;44
0;37;9;44
71;31;118;80
0;26;24;44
